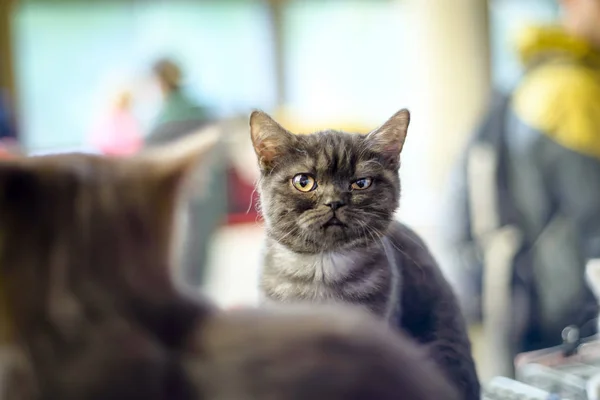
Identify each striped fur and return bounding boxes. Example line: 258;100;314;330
252;110;481;400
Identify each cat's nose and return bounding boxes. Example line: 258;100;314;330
325;200;345;211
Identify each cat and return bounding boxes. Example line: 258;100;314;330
251;109;481;400
0;127;459;399
0;131;220;399
185;303;461;400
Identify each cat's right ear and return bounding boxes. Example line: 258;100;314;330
249;111;295;170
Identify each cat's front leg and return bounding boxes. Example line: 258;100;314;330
398;236;480;400
424;336;480;400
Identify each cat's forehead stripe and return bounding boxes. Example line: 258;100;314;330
285;131;385;178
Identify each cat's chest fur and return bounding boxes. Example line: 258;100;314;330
260;238;401;323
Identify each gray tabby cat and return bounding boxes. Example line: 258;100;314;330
251;109;480;400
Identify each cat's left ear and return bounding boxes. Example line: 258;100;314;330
136;124;220;194
365;109;410;166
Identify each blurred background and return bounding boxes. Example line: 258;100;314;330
3;0;597;385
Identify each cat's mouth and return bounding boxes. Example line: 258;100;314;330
323;217;346;228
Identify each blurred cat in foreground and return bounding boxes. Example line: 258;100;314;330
0;126;459;399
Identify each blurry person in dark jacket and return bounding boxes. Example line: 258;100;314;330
446;0;600;377
0;90;19;156
0;96;14;141
145;58;228;287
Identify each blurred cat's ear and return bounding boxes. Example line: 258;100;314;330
137;124;220;193
365;109;410;165
249;111;295;170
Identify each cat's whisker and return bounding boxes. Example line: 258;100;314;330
356;220;374;244
246;184;259;215
277;227;299;243
369;225;424;270
364;225;382;247
396;229;428;252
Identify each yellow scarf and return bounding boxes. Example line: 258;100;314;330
515;25;600;67
512;25;600;159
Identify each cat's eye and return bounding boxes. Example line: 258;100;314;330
292;174;317;192
350;178;373;191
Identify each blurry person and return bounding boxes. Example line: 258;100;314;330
446;0;600;377
0;91;19;158
89;89;143;156
146;59;211;144
145;58;227;288
0;92;15;141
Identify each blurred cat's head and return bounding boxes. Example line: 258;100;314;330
250;110;409;253
0;130;218;341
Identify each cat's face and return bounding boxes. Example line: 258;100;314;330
250;110;409;253
0;130;217;339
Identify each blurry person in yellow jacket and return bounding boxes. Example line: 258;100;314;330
447;0;600;376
